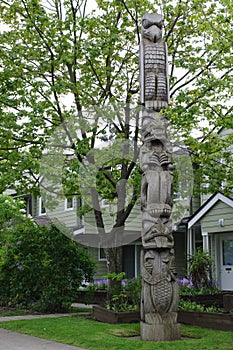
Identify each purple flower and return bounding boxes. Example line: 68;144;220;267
182;278;191;286
16;241;22;246
16;263;24;271
177;277;193;289
121;279;127;287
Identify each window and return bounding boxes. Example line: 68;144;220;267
39;197;46;216
101;199;109;208
98;246;107;261
65;197;74;210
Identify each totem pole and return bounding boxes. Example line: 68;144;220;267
139;13;180;341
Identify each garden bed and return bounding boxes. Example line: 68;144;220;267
181;293;223;307
93;305;140;324
93;305;233;331
76;290;107;306
181;292;233;312
178;310;233;331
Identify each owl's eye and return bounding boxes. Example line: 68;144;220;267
142;19;152;29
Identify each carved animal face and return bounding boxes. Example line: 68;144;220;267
142;13;164;43
142;25;162;43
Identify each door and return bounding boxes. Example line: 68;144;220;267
123;245;135;279
220;236;233;290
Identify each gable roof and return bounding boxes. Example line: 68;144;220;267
188;192;233;229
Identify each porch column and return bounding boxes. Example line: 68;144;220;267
202;231;209;252
187;228;193;272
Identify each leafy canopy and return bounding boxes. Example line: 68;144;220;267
0;0;232;227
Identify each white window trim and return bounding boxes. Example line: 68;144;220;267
101;199;109;208
39;197;46;216
64;197;74;211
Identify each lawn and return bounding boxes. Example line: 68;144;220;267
0;315;232;350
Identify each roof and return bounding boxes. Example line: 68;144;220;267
33;216;53;227
188;192;233;229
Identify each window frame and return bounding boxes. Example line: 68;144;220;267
39;197;46;216
64;197;74;211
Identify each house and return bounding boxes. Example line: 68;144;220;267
7;186;233;290
6;128;233;289
187;192;233;291
174;127;233;290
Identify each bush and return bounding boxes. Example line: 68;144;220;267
124;275;142;309
0;221;96;313
188;249;214;289
179;299;222;313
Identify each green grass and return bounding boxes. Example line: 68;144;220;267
0;316;232;350
0;307;91;317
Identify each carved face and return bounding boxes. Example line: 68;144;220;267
142;118;166;144
142;25;162;43
142;13;164;43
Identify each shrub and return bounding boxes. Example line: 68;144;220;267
0;221;96;312
179;299;222;313
103;273;141;312
124;275;142;309
188;249;214;289
0;195;25;241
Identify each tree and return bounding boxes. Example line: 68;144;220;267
0;0;232;286
0;194;25;240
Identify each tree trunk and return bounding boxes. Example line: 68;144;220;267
105;246;123;302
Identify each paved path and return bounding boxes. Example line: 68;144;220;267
0;328;87;350
0;313;72;323
0;309;90;349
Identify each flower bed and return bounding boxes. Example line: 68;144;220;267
178;310;233;332
93;305;233;331
93;305;140;324
181;293;223;307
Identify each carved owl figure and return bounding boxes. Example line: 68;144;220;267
140;13;169;110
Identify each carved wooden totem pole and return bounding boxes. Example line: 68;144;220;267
139;13;180;341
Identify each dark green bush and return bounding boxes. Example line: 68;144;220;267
188;248;214;289
0;221;96;313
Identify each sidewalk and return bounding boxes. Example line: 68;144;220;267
0;328;87;350
0;307;92;349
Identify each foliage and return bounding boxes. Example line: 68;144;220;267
0;0;232;221
79;278;109;291
188;249;214;289
106;291;139;312
179;299;222;313
0;222;96;312
0;194;25;237
0;0;232;279
102;272;141;312
1;317;233;350
177;277;219;295
124;275;142;309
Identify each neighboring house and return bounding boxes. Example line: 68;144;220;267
175;127;233;290
6;128;233;290
7;190;143;280
44;196;143;280
187;192;233;291
7;188;189;281
7;188;233;290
